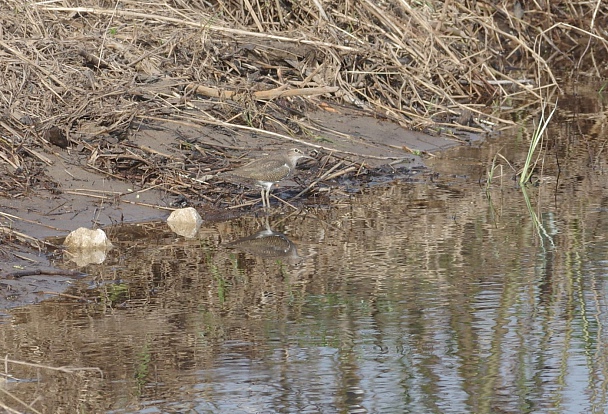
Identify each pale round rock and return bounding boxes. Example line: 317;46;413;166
167;207;203;238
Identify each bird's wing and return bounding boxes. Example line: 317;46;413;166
233;160;291;181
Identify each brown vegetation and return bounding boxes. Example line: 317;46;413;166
0;0;607;202
0;3;608;411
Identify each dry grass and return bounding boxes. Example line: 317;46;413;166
0;0;606;200
0;3;606;410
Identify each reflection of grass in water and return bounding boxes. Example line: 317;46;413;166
198;240;241;305
277;260;289;278
0;359;102;413
229;254;242;278
98;283;130;307
106;283;129;304
206;250;228;305
520;185;555;249
134;342;152;394
486;165;555;248
276;260;302;305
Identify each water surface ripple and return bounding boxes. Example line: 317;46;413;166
4;122;608;413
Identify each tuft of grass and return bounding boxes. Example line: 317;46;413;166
518;102;557;187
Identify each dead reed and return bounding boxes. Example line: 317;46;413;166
0;0;606;201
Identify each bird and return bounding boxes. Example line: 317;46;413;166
226;225;302;265
222;148;313;208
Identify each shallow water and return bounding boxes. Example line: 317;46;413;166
3;106;608;413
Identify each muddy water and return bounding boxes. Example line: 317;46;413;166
3;112;608;413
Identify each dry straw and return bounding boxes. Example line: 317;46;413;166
0;0;606;203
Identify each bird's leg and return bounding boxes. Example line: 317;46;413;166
261;188;267;209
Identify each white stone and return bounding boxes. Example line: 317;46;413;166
167;207;203;238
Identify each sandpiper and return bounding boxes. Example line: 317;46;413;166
223;148;313;208
227;226;302;265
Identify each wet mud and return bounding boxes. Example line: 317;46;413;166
0;109;473;310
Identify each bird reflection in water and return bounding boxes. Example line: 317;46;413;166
226;218;302;266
